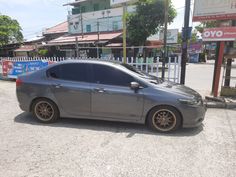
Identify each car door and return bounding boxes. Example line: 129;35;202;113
90;64;144;121
47;63;91;116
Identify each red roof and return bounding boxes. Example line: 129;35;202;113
47;32;122;45
44;21;68;35
14;45;36;52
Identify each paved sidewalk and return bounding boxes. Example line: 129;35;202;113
0;80;236;177
185;62;236;109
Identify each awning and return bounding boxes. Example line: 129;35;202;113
106;43;123;47
14;45;36;52
63;0;87;6
47;32;122;46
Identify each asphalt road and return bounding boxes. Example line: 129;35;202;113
0;80;236;177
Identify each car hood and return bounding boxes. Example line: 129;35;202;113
150;80;202;99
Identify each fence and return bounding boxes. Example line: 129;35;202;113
0;56;181;83
221;59;236;96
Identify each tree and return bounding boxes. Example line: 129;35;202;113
195;21;217;34
38;49;49;57
126;0;177;46
0;15;23;46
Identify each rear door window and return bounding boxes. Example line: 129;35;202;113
47;63;90;83
47;65;60;79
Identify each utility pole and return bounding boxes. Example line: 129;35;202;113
122;3;127;64
162;0;169;79
97;20;100;58
80;6;84;38
224;20;236;87
76;36;79;58
180;0;191;85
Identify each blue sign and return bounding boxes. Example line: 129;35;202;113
7;61;49;79
189;53;200;63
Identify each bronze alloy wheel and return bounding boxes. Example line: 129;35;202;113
152;109;177;132
34;101;55;121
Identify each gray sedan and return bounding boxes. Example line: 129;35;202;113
16;60;206;133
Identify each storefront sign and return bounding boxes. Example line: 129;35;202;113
193;0;236;21
159;29;178;44
202;27;236;41
189;43;203;53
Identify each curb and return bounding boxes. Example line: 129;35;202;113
226;102;236;109
205;96;236;109
206;101;236;109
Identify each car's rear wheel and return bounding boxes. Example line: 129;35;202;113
147;106;181;133
32;98;59;123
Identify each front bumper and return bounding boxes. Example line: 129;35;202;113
181;103;207;128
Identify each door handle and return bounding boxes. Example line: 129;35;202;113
52;84;62;89
94;88;105;93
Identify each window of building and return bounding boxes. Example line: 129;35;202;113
86;24;91;32
81;6;86;13
112;21;119;31
72;7;80;15
93;3;99;11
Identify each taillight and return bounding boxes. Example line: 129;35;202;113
16;78;23;87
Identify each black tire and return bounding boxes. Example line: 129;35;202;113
147;106;181;133
32;98;59;123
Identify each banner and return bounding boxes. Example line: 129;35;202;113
2;60;49;79
193;0;236;21
2;60;12;77
189;53;200;63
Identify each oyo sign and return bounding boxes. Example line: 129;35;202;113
202;27;236;41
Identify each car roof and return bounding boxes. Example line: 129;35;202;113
56;59;121;64
48;59;123;69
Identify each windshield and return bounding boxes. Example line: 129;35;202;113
120;63;163;84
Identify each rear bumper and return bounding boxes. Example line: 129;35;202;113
16;88;31;112
19;103;30;112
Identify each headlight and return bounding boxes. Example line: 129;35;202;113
178;98;202;106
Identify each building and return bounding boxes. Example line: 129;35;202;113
45;0;136;58
0;0;163;58
0;37;45;57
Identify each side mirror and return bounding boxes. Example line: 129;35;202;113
130;82;140;91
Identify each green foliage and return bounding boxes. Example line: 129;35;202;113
38;49;49;57
195;21;217;34
127;0;177;46
0;15;23;46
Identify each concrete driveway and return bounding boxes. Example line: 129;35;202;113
0;80;236;177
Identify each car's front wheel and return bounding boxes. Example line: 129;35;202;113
147;106;181;133
32;98;59;123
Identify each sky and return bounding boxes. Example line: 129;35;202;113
0;0;197;40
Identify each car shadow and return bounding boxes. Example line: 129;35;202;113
14;112;204;137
